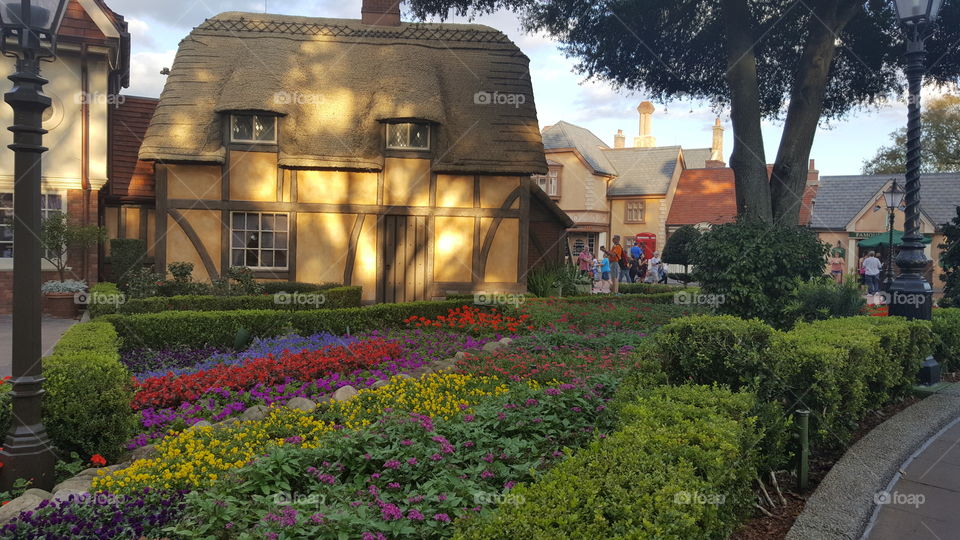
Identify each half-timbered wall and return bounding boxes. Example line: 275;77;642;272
156;152;530;303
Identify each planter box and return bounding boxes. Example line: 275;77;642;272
42;292;80;319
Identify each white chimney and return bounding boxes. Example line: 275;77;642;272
633;101;656;148
614;129;625;149
709;118;725;165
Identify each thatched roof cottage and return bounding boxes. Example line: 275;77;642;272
140;1;571;303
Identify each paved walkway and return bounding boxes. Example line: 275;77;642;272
865;418;960;540
0;315;77;377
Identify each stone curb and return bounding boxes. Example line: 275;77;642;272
0;339;509;524
786;384;960;540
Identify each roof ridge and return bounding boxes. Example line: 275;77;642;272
195;14;512;43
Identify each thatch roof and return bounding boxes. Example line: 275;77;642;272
139;12;546;175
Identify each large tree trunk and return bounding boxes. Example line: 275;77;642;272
771;1;862;225
723;0;772;223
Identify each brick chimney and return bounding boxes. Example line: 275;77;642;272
807;159;819;185
362;0;401;26
633;102;656;148
614;129;625;149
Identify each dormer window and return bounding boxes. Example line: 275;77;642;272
231;114;277;144
387;122;430;150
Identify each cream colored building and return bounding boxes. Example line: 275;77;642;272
0;0;129;312
539;102;718;257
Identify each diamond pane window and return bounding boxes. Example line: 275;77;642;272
386;123;431;150
230;211;289;270
231;114;277;144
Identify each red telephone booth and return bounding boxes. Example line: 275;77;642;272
634;233;657;259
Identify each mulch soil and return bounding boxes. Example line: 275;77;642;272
730;390;926;540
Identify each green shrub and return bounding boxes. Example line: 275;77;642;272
526;263;580;297
661;224;701;280
260;281;343;294
933;308;960;371
456;385;761;540
32;323;135;461
619;283;685;294
114;286;362;315
87;282;124;318
691;219;829;328
103;299;475;350
782;278;866;327
109;239;147;290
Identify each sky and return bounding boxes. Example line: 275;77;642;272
110;0;945;176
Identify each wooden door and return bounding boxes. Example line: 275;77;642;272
380;215;428;303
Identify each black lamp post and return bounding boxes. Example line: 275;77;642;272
0;0;68;490
882;179;905;292
891;0;942;385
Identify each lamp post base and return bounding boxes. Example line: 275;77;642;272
918;355;941;386
888;273;932;320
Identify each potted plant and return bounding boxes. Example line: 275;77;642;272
40;279;88;318
39;212;104;318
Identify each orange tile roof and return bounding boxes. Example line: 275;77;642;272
668;168;820;226
668;168;738;226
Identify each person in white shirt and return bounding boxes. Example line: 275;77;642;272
862;251;883;296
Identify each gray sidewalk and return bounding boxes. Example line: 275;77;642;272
865;419;960;540
0;315;77;377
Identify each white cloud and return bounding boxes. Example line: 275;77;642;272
125;50;176;98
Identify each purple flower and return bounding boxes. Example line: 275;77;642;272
381;503;403;521
504;481;516;489
433;513;451;522
437;493;448;502
406;457;418;466
408;509;425;521
430;453;443;461
383;460;401;469
401;439;413;446
387;482;401;489
464;414;476;422
545;388;561;396
481;470;495;479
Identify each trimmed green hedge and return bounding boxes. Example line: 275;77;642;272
933;308;960;371
102;299;475;350
0;323;136;461
619;283;685;294
89;286;361;317
259;281;343;294
455;385;761;540
646;315;931;455
87;282;124;319
112;286;361;316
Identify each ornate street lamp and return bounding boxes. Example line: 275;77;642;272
882;179;905;291
0;0;69;490
891;0;943;385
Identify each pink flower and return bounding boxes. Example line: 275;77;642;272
401;439;413;446
504;481;516;489
464;414;475;422
407;457;418;466
383;460;401;469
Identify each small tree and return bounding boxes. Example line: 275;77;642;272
938;207;960;307
40;212;105;283
691;218;828;328
662;225;701;282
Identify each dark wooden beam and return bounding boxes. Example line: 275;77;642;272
167;208;219;280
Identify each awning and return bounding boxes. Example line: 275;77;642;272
857;230;931;248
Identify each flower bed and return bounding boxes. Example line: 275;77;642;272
403;305;533;335
456;346;645;382
165;377;619;539
126;330;503;447
95;373;509;494
132;339;405;410
0;489;187;539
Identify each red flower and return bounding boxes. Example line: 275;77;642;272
90;454;107;467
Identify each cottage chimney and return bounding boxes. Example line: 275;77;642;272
710;118;724;162
362;0;401;26
614;129;625;149
633;101;656;148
